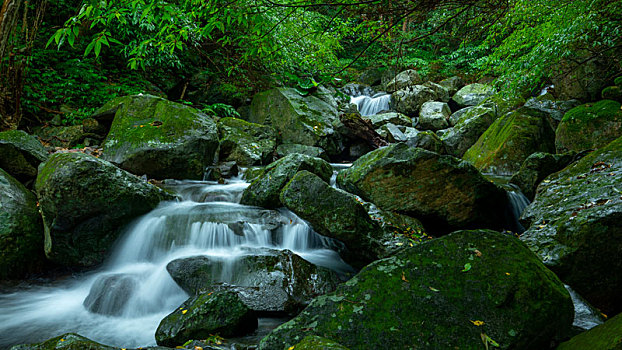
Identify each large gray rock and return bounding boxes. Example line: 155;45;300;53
451;83;495;108
404;129;446;154
35;152;173;267
83;274;138;316
521;94;581;123
520;136;622;314
259;230;573;350
390;85;437;118
509;151;579;201
362;112;411;128
440;104;498;157
0;130;48;185
217;117;277;166
418;101;450;130
101;94;219;180
276;144;328;161
384;69;422;92
438;76;465;95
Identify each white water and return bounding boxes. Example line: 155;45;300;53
350;93;391;116
0;178;351;349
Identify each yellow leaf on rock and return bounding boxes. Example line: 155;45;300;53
182;309;188;314
470;320;485;326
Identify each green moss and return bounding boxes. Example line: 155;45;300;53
9;333;116;350
557;312;622;350
602;86;622;103
556;100;622;152
615;76;622;86
217;117;277;166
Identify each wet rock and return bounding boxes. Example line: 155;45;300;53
259;230;573;350
101;94;219;180
520;94;581;126
33;125;85;149
555;100;622;153
0;130;48;185
404;129;446;154
290;335;349;350
240;153;332;209
155;291;257;347
602;85;622;103
520;136;622;314
35;152;174;267
451;83;495;109
441;104;498;157
557;312;622;350
361;112;411;128
437;76;465;96
565;285;605;332
418;101;450;131
276;144;328;161
205;161;239;181
83;274;139;316
509;151;579;201
10;333;117;350
218;117;277;166
337;143;508;234
390;85;436;118
384;69;422;92
423;81;450;102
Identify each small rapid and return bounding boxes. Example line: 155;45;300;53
350;93;391;116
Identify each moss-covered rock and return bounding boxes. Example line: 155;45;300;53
0;169;45;280
33;125;85;149
440;104;498;157
602;86;622;103
404;129;446;154
520;136;622;314
259;230;573;350
615;76;622;86
155;290;257;347
248;88;342;155
280;171;387;267
463;111;556;174
101;94;219;180
337;143;508;234
438;76;465;96
240;154;332;209
361;112;411;128
423;81;451;102
35;152;174;267
509;151;578;201
166;248;341;313
555;100;622;153
9;333;117;350
217;117;277;166
384;69;422;92
451;83;495;109
521;95;581;124
276;144;329;161
390;85;436;118
289;335;350;350
418;101;450;131
557;312;622;350
0;130;48;186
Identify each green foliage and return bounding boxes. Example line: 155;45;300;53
202;103;240;119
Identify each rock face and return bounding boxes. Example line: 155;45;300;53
101;94;219;180
557;312;622;350
280;171;386;267
451;83;495;109
418;101;450;130
390;85;436;117
0;169;45;279
35;152;173;267
240;154;332;209
555;100;622;153
520;136;622;314
259;230;573;350
337;143;508;233
166;248;341;313
384;69;422;92
463;111;556;174
83;274;139;316
361;112;411;128
521;94;581;124
155;291;257;347
10;333;117;350
217;117;277;166
440;104;498;157
249;88;341;155
0;130;48;185
509;151;578;201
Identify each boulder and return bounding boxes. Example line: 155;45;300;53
463;111;556;174
166;248;341;313
10;333;116;350
101;94;219;180
520;136;622;314
290;336;349;350
440;104;498;157
509;151;579;201
259;230;573;350
557;312;622;350
240;154;332;209
35;152;173;267
337;143;508;234
418;101;450;131
376;123;406;143
437;76;465;96
33;125;85;149
555;100;622;153
83;274;139;316
280;171;386;267
423;81;451;102
521;94;581;125
361;112;411;128
602;85;622;103
217;117;277;166
451;83;495;109
249;88;342;155
384;69;422;92
276;144;329;161
0;169;45;279
448;106;476;127
155;291;257;347
357;68;384;86
404;129;446;154
390;85;436;118
0;130;48;185
205;161;239;182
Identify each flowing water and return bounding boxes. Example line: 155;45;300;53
350;93;391;116
0;178;351;349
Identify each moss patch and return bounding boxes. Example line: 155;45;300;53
555;100;622;153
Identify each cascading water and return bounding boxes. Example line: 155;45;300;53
505;184;530;233
350;93;391;116
0;178;351;349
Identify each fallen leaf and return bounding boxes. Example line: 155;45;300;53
470;320;485;326
401;272;408;282
429;286;439;292
462;263;472;272
474;249;482;257
181;309;188;314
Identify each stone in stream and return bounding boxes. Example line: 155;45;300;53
437;76;465;96
440;103;498;157
100;94;219;180
403;128;446;154
520;93;581;128
0;169;46;280
0;130;48;186
83;274;139;316
520;136;622;315
557;312;622;350
423;81;451;102
450;83;495;109
361;112;412;129
509;151;580;201
337;143;508;234
418;101;451;131
240;153;332;209
384;69;422;92
390;85;436;118
290;335;350;350
155;290;257;347
35;152;174;267
9;333;117;350
276;143;329;161
33;125;86;149
166;248;342;313
217;117;277;166
258;230;573;350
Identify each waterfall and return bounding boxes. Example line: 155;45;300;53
0;178;351;349
350;93;391;116
505;184;530;234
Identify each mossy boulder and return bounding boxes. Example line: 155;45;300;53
404;129;446;154
101;94;219;180
33;125;85;149
289;336;350;350
240;153;332;209
555;100;622;153
35;152;174;267
384;69;422;92
217;117;277;166
438;76;465;96
440;104;498;157
9;333;116;350
337;143;508;234
390;85;436;118
280;171;386;267
520;136;622;314
155;290;257;347
557;312;622;350
463;111;556;174
0;130;48;186
509;151;578;201
166;248;341;313
521;95;581;124
418;101;450;131
0;169;45;280
423;81;451;102
361;112;411;128
276;144;329;161
602;86;622;103
259;230;573;350
248;88;342;155
450;83;495;109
